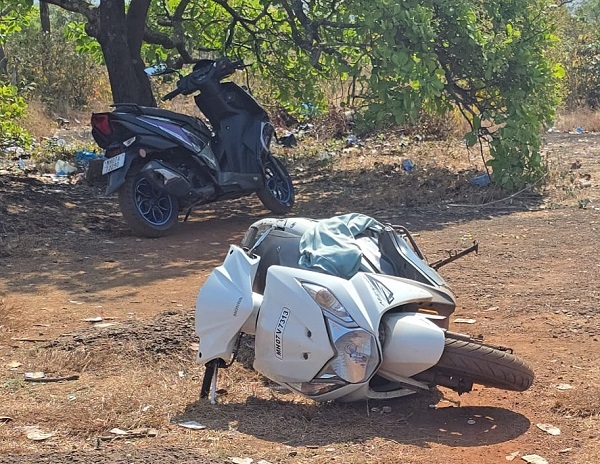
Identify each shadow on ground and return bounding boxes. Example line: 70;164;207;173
176;394;530;449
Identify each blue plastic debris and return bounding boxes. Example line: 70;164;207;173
470;173;491;186
401;159;415;172
75;150;104;162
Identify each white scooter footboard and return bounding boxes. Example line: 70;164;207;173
377;313;445;382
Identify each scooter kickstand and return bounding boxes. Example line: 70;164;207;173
209;367;218;405
200;359;220;402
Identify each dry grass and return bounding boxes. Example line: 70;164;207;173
552;390;600;419
0;297;8;333
554;108;600;133
550;365;600;419
0;320;440;461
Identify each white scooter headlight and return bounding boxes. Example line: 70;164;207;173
327;318;379;383
302;282;380;384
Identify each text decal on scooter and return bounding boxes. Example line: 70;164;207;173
274;307;291;359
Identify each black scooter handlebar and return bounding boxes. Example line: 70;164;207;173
162;58;247;101
162;87;182;101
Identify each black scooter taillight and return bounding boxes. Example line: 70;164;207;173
91;113;113;136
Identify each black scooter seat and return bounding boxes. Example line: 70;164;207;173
114;104;210;135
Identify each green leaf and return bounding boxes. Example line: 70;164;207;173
464;132;478;147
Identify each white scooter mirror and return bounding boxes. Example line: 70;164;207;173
144;64;169;76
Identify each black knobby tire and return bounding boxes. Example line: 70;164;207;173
257;156;294;214
416;335;534;392
118;171;179;238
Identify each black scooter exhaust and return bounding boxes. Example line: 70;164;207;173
141;160;192;197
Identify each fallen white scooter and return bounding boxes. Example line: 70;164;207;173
195;216;533;403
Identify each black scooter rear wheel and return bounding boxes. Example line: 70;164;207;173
257;156;294;214
118;171;179;237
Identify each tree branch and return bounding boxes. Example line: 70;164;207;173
41;0;96;22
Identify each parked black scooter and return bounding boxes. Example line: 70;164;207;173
91;57;294;237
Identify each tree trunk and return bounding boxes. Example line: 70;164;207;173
126;0;155;106
87;0;155;106
0;44;7;76
40;1;51;33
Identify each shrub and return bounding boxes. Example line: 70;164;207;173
6;25;110;114
0;81;31;148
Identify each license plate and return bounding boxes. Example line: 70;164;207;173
102;153;126;175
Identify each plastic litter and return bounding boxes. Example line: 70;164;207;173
470;173;491;186
555;383;573;390
401;159;415;172
75;150;104;166
521;454;548;464
278;133;297;148
454;318;477;324
536;423;561;435
175;420;207;430
22;426;55;441
54;160;77;176
346;135;359;147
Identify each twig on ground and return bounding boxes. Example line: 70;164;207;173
448;173;548;208
24;374;80;383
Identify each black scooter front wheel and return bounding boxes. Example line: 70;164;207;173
414;334;534;393
118;171;179;237
257;156;295;214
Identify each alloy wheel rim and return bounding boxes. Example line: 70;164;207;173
134;178;174;226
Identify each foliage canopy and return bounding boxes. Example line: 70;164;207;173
3;0;563;188
138;0;563;188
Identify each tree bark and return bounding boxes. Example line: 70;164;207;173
0;44;7;76
126;0;156;106
91;0;155;105
40;1;51;33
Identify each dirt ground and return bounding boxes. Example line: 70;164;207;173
0;130;599;464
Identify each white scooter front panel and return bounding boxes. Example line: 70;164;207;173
253;265;447;401
195;246;260;363
253;266;335;383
